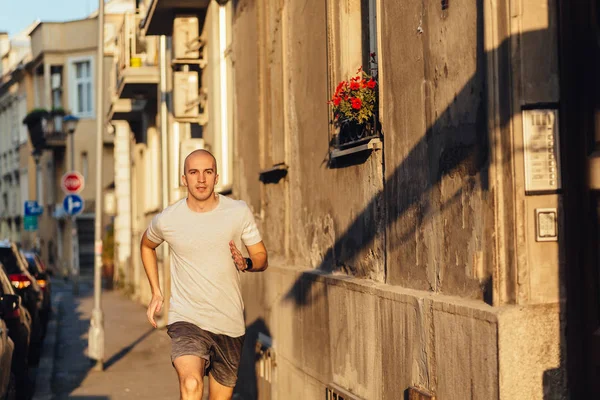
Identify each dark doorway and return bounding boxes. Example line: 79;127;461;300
558;0;600;397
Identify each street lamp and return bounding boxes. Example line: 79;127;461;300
63;114;80;294
88;0;105;371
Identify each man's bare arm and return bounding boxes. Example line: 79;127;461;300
140;231;163;327
246;241;268;272
229;240;268;272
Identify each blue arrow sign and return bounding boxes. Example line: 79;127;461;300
24;201;43;216
63;194;84;216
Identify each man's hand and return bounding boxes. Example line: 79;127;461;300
147;293;164;328
229;240;246;271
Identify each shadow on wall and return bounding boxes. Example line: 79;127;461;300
284;0;506;307
234;318;271;400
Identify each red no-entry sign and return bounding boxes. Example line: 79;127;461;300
61;171;85;194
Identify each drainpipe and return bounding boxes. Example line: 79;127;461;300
159;35;170;327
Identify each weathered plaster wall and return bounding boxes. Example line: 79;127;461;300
241;267;565;399
232;0;261;213
231;0;566;398
381;0;491;299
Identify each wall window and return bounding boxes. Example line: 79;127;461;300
19;170;28;206
69;56;94;117
81;152;88;181
18;96;28;144
46;159;54;205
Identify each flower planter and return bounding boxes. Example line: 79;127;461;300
328;55;382;158
336;121;379;149
22;109;50;150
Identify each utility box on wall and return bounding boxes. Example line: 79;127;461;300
173;71;199;119
173;15;201;60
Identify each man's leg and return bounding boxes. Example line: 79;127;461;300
174;355;205;400
208;373;234;400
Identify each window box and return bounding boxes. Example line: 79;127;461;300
22;108;50;151
335;120;380;149
330;119;382;160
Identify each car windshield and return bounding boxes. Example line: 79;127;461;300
0;248;22;275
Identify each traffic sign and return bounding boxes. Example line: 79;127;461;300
61;171;85;194
24;215;38;231
63;194;84;216
24;200;43;216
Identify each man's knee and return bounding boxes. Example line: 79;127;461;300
181;375;203;394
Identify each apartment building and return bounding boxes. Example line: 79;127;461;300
106;0;233;305
20;1;132;275
109;0;600;398
0;25;34;245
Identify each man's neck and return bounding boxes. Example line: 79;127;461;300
186;193;219;213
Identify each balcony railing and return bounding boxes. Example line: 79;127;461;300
114;12;159;99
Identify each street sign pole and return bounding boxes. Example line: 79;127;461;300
70;132;80;295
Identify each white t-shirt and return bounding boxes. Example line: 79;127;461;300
146;194;262;337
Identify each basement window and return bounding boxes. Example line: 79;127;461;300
325;384;365;400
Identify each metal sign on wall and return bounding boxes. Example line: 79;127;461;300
522;108;561;193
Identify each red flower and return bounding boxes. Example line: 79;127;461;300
351;97;362;110
350;81;360;90
367;79;376;89
333;97;341;106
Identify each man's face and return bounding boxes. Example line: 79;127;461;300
182;152;219;202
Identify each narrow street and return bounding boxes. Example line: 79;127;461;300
33;279;185;399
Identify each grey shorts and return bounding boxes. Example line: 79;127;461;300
167;321;245;387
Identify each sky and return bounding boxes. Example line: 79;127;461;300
0;0;98;36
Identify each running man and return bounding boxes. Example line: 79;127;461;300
140;149;268;400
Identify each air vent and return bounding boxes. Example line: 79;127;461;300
408;386;436;400
325;384;364;400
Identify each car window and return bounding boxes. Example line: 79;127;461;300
0;248;22;275
25;256;38;275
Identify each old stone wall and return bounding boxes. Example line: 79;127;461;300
241;266;565;399
230;0;566;398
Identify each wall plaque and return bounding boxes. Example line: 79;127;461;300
522;108;561;193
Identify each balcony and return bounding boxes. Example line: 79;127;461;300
140;0;210;36
115;13;159;100
107;98;146;121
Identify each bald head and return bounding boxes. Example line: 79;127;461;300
184;149;217;174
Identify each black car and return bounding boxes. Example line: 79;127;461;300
21;251;51;335
0;240;43;366
0;264;32;400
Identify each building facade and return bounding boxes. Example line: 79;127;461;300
110;0;600;398
0;26;34;247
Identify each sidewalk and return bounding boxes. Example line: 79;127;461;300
33;278;183;399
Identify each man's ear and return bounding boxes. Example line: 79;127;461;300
181;174;188;187
215;174;219;186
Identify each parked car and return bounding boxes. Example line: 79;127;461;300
21;251;51;335
0;266;31;400
0;240;43;366
0;302;16;400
